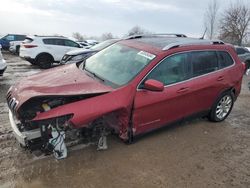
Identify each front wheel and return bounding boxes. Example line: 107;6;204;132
209;92;234;122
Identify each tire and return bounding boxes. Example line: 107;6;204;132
36;54;53;69
16;46;20;55
209;91;234;122
245;61;250;73
28;60;36;65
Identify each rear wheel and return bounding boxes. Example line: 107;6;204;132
209;91;234;122
36;54;53;69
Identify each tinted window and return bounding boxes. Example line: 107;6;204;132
218;51;234;68
191;51;219;77
146;53;190;86
43;39;64;46
16;35;26;41
236;47;247;55
64;40;79;47
4;35;15;41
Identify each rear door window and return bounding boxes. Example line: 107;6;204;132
190;51;219;77
43;38;64;46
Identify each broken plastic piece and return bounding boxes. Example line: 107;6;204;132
97;135;108;150
49;128;67;159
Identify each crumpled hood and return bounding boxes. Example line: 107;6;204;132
9;64;113;107
66;48;96;56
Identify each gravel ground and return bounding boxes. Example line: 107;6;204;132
0;52;250;188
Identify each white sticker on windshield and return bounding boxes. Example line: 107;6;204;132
137;51;156;60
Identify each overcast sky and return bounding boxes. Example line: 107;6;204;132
0;0;248;38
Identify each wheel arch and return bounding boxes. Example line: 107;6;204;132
35;52;54;62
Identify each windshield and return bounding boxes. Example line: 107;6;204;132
84;44;155;87
90;39;119;51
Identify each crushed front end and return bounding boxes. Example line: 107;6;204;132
6;90;112;159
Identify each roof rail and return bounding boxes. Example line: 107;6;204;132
162;40;225;50
125;33;187;40
34;35;66;38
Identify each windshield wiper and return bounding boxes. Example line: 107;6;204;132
85;67;105;82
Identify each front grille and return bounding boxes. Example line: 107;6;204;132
6;92;19;114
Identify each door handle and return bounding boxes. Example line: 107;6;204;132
217;76;224;81
177;87;189;93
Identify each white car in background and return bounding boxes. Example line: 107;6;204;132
19;35;82;69
0;45;7;76
8;34;26;54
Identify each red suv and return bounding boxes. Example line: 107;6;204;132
7;34;245;159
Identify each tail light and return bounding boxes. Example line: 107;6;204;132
23;44;38;48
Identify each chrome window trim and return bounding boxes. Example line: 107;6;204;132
136;49;236;91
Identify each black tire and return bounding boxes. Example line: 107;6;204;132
28;60;36;65
245;61;250;72
16;46;20;55
36;54;53;69
125;128;134;145
209;91;234;122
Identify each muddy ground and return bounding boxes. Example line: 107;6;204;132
0;52;250;188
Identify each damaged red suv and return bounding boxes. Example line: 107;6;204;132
7;34;245;159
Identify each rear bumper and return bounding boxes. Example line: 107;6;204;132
20;56;36;63
9;110;41;146
0;59;7;75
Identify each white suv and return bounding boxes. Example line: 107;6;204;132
19;36;82;68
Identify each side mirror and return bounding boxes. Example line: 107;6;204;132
144;79;164;92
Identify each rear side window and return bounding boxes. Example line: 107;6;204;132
146;53;190;86
217;51;234;68
64;40;79;47
190;51;219;77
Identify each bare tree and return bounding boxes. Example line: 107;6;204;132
72;32;85;41
204;0;220;39
127;25;147;36
219;1;250;45
101;32;114;40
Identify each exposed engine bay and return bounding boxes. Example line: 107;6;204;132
8;94;115;159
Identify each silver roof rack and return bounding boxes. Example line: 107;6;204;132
162;40;225;50
34;35;66;38
125;33;187;40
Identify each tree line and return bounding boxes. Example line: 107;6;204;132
72;25;148;42
73;0;250;46
204;0;250;46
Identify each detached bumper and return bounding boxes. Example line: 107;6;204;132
9;110;41;146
